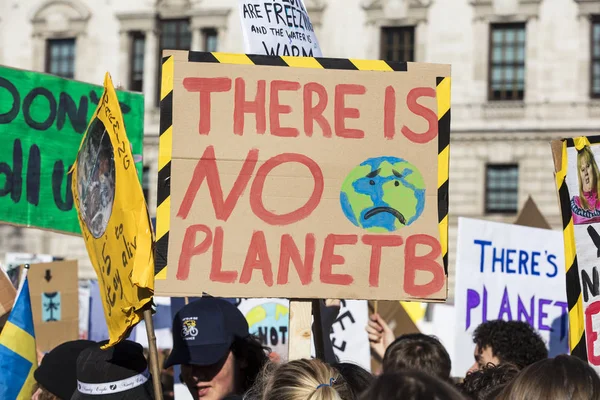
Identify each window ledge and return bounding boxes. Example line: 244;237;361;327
482;101;526;119
588;100;600;118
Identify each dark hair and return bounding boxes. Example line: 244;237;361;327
231;334;270;391
360;371;465;400
472;321;547;369
458;363;519;400
496;355;600;400
383;333;451;380
333;362;374;399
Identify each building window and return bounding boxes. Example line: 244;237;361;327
130;32;145;92
160;19;191;51
380;27;415;62
489;23;526;101
143;166;150;202
158;19;191;105
592;17;600;98
46;38;76;79
203;28;218;52
485;164;519;214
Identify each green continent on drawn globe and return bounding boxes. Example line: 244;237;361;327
340;156;425;232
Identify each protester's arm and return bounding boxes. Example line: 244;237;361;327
366;313;395;361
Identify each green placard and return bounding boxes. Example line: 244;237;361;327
0;65;144;235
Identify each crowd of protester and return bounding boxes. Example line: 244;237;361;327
25;297;600;400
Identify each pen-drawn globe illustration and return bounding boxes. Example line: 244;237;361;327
76;118;116;239
340;156;425;232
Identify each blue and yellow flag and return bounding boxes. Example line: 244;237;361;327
0;273;37;399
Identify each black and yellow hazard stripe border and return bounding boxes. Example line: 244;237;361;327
554;135;600;361
155;51;451;285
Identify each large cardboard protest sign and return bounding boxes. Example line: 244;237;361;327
453;218;568;375
28;261;79;352
155;51;451;301
0;65;144;235
553;136;600;370
237;0;322;57
72;73;154;347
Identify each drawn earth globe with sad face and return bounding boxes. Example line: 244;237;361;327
340;156;425;232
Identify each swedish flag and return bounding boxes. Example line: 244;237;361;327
0;275;37;399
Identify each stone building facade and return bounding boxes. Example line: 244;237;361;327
0;0;599;299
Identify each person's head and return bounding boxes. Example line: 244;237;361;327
332;363;373;399
359;371;465;400
31;340;96;400
165;297;269;400
382;333;451;381
252;358;353;400
578;146;600;206
71;340;154;399
459;363;519;400
469;320;547;373
496;355;600;400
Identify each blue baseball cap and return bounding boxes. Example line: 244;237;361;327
164;297;249;368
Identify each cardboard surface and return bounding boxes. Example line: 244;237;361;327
0;65;144;235
0;268;16;319
72;74;154;346
28;261;79;352
514;196;552;230
157;52;450;301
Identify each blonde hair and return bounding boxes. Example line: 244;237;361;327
251;358;353;400
577;146;600;209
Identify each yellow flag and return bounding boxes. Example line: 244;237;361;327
72;73;154;346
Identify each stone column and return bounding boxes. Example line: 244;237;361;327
191;28;202;51
118;30;130;89
143;29;158;110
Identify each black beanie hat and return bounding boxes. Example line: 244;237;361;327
71;340;155;399
34;340;96;399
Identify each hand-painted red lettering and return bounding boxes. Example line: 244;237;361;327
250;153;323;225
404;234;445;297
209;226;237;283
240;230;274;286
303;82;331;137
362;235;404;287
320;234;356;285
334;84;366;139
401;87;437;143
277;233;315;285
177;224;212;280
183;77;232;135
177;146;258;221
585;301;600;365
270;80;301;137
233;78;266;135
384;85;396;140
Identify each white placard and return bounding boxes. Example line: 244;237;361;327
237;0;322;57
453;218;568;376
328;300;371;370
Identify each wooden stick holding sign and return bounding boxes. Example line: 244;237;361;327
143;308;163;400
288;300;326;361
288;300;312;360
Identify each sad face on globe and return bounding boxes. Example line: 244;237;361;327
340;156;425;232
